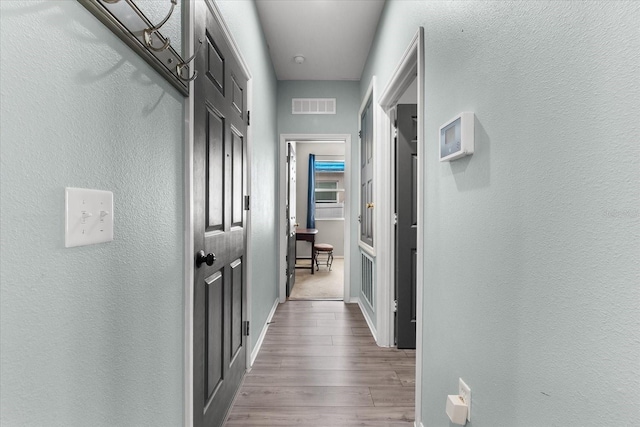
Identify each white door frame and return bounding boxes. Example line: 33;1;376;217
377;27;425;426
278;134;352;304
183;1;254;426
358;76;392;345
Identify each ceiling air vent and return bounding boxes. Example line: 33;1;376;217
292;98;336;115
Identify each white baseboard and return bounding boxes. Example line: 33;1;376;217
250;298;279;366
415;422;424;427
355;297;378;343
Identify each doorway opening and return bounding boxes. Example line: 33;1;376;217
279;135;352;303
392;83;418;349
378;27;424;424
291;141;345;300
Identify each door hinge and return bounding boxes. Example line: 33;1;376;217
244;195;250;211
394;212;398;225
358;130;362;138
243;321;250;336
393;300;398;312
247;111;250;126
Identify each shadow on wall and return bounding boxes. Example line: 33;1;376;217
450;115;491;191
2;1;181;116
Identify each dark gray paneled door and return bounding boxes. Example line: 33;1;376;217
286;143;297;296
360;96;374;247
193;1;248;426
395;104;417;349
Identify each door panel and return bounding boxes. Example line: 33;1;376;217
232;131;244;226
286;143;297;296
205;271;223;399
194;2;249;426
232;77;243;114
207;109;224;231
206;36;224;94
395;104;417;349
230;258;243;359
360;97;374;247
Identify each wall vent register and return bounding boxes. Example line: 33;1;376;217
292;98;336;115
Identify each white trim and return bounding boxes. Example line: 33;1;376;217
243;52;255;382
250;298;279;366
206;0;252;79
358;241;375;257
377;27;425;427
184;2;254;426
182;2;194;426
359;77;397;348
278;134;352;304
356;297;378;343
415;27;425;427
378;29;422;348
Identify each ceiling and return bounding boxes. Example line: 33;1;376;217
254;0;386;81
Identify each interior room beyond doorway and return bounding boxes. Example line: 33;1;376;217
289;140;346;301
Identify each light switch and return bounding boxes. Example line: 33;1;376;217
65;187;114;248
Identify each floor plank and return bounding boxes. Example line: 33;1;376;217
331;335;376;346
271;311;337;320
261;334;333;346
245;369;403;387
334;311;366;319
267;326;356;336
257;345;410;358
226;407;415;426
394;368;417;387
268;319;319;327
316;318;368;327
370;387;415;407
279;356;416;371
233;386;374;407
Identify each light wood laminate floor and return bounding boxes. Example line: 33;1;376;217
225;301;416;426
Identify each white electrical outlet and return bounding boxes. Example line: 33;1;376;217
459;378;471;421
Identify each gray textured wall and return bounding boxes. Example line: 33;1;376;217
362;1;640;425
1;1;184;425
277;80;360;298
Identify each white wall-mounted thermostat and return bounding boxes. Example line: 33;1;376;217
439;112;474;162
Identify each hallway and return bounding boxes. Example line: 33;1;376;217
225;301;415;426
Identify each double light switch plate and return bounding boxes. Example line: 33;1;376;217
65;187;114;248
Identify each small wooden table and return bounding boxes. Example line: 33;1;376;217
295;228;318;274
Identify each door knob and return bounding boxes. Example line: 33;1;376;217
196;250;216;268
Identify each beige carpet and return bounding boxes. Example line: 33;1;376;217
289;258;344;300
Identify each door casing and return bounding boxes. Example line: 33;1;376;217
278;134;352;304
183;1;254;425
377;27;424;426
